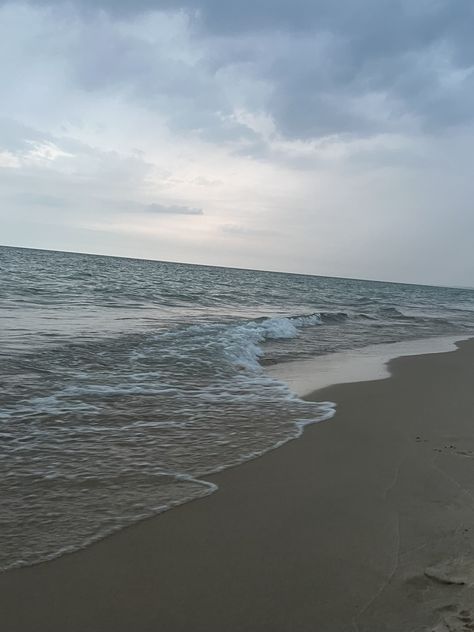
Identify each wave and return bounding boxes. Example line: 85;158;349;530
1;307;339;573
222;313;325;371
379;306;416;320
219;307;459;371
319;311;350;323
257;311;349;325
1;305;465;572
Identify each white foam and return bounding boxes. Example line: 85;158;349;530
266;335;472;397
223;313;322;371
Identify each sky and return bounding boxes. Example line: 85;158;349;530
1;0;474;285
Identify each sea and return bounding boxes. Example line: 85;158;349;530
1;245;473;571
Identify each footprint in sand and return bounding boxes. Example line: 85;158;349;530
425;557;474;586
426;559;474;631
432;445;474;458
431;608;474;631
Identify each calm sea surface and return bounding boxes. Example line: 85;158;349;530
1;245;473;570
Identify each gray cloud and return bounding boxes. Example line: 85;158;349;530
144;203;203;215
9;0;474;142
17;1;472;40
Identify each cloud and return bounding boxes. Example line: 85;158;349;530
8;0;474;143
0;116;157;220
13;192;66;207
144;203;203;215
0;118;48;152
220;224;277;237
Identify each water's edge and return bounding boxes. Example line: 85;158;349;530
6;334;471;574
268;334;472;398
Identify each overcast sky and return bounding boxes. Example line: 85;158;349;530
1;0;474;285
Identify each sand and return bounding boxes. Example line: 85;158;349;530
1;339;474;631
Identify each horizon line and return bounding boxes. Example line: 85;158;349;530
1;242;472;292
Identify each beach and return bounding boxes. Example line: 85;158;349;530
2;338;474;631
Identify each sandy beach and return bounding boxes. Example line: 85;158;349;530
2;338;474;631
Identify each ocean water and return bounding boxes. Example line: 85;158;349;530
1;245;473;571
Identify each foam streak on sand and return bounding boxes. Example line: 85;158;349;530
267;334;471;397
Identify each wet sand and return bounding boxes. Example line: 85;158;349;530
2;339;474;631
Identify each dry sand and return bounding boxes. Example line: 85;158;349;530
1;339;474;631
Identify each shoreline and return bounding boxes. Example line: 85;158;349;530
267;333;471;397
2;338;474;630
2;334;464;574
